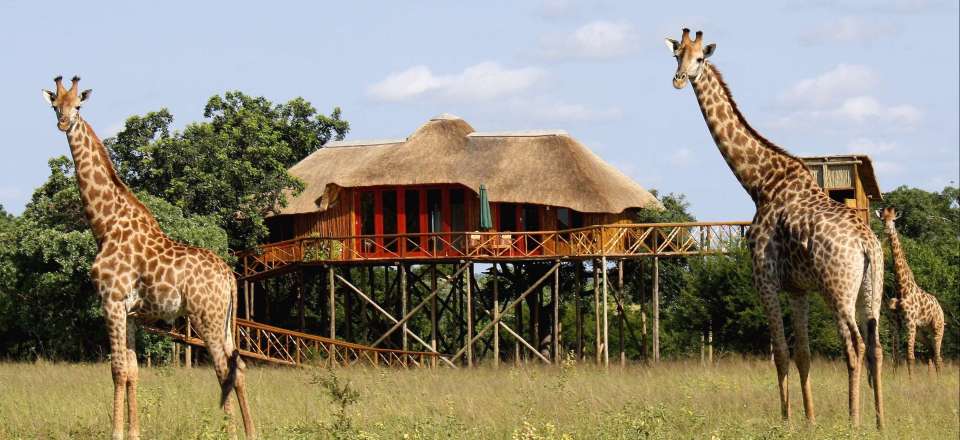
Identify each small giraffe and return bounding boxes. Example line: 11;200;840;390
879;207;945;375
42;76;255;440
665;29;885;428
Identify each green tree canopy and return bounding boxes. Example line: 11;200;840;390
106;91;349;249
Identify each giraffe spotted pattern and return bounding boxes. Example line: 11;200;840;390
43;76;256;440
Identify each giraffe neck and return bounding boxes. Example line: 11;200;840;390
65;118;161;247
691;63;820;204
885;224;918;301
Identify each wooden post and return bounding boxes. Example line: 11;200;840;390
593;260;600;366
639;259;647;359
185;317;192;369
243;280;251;320
328;266;336;339
707;323;713;366
516;265;523;365
465;263;473;367
401;263;408;352
431;264;438;368
575;262;583;361
493;264;500;368
552;260;560;364
345;270;354;342
533;284;540;358
653;256;660;363
602;256;609;369
172;342;180;368
618;260;625;367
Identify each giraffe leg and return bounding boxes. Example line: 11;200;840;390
195;316;239;440
125;320;140;440
105;302;128;440
789;294;815;424
757;283;790;421
836;314;865;427
933;324;944;375
905;324;916;377
865;316;883;430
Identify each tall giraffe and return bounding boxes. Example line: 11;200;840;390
42;76;256;440
879;207;945;375
664;29;885;428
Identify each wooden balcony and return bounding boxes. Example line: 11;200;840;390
237;221;751;281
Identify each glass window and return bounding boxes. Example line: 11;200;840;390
556;207;571;230
405;190;421;252
499;203;517;231
383;190;398;252
450;188;465;232
359;192;375;235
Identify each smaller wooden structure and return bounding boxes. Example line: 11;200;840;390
802;155;882;223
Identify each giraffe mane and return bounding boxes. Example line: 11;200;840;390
708;64;809;169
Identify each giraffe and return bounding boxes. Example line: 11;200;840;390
42;76;256;440
879;207;945;375
664;29;885;428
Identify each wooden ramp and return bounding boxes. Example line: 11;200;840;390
144;318;442;368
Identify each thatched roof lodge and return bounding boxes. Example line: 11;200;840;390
265;114;661;257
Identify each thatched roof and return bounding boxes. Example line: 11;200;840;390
275;114;662;216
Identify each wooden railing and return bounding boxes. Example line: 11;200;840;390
237;221;751;279
144;318;441;368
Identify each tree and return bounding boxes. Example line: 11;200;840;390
106;91;349;250
0;158;230;360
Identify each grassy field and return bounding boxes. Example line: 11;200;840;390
0;358;956;439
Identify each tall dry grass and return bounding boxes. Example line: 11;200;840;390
0;357;956;439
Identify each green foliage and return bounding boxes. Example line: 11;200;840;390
0;158;232;360
874;185;959;358
106;92;348;249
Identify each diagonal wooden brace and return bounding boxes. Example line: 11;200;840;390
335;274;457;368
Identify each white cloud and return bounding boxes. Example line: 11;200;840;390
775;65;922;130
541;20;640;60
367;62;545;102
847;137;897;154
779;64;878;107
800;17;899;45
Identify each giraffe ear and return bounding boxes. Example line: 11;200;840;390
703;43;716;59
664;38;680;54
42;89;56;105
80;89;93;103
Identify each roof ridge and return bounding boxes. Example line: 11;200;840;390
324;138;406;148
468;129;568;138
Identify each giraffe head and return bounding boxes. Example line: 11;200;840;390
664;28;716;89
877;207;901;232
42;76;92;132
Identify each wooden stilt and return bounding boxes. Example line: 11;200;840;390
172;342;180;368
653;256;660;363
431;264;438;368
593;260;600;366
553;260;560;364
533;282;540;358
493;263;500;368
297;270;305;332
575;262;583;361
618;260;625;367
639;259;647;359
243;280;251;320
401;263;408;352
602;256;609;369
465;263;473;367
516;265;523;365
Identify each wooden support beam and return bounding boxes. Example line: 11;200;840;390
297;270;305;332
653;256;660;363
493;264;500;368
478;306;551;364
552;260;560;364
185;317;192;369
335;273;457;368
450;262;560;363
400;263;408;351
618;260;625;367
602;256;609;368
465;263;474;367
514;265;522;366
593;261;600;366
575;262;583;360
328;266;336;339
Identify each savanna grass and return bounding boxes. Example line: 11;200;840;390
0;357;956;439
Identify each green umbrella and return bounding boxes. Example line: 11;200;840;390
479;184;493;230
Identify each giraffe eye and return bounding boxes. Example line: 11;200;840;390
697;57;704;63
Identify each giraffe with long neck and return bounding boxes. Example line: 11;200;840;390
880;207;945;374
42;76;256;440
665;29;885;428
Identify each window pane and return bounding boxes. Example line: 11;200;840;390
499;203;517;231
360;192;375;235
383;190;398;252
427;189;442;252
405;190;421;252
450;188;465;232
557;208;571;230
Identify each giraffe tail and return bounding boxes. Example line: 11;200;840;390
863;240;884;389
220;276;242;408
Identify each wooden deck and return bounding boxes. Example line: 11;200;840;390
237;221;751;281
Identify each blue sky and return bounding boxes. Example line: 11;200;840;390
2;0;957;221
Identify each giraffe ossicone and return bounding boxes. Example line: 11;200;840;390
42;76;256;440
665;29;886;429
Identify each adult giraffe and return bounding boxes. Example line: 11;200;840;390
879;207;945;375
42;76;256;439
664;29;885;428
